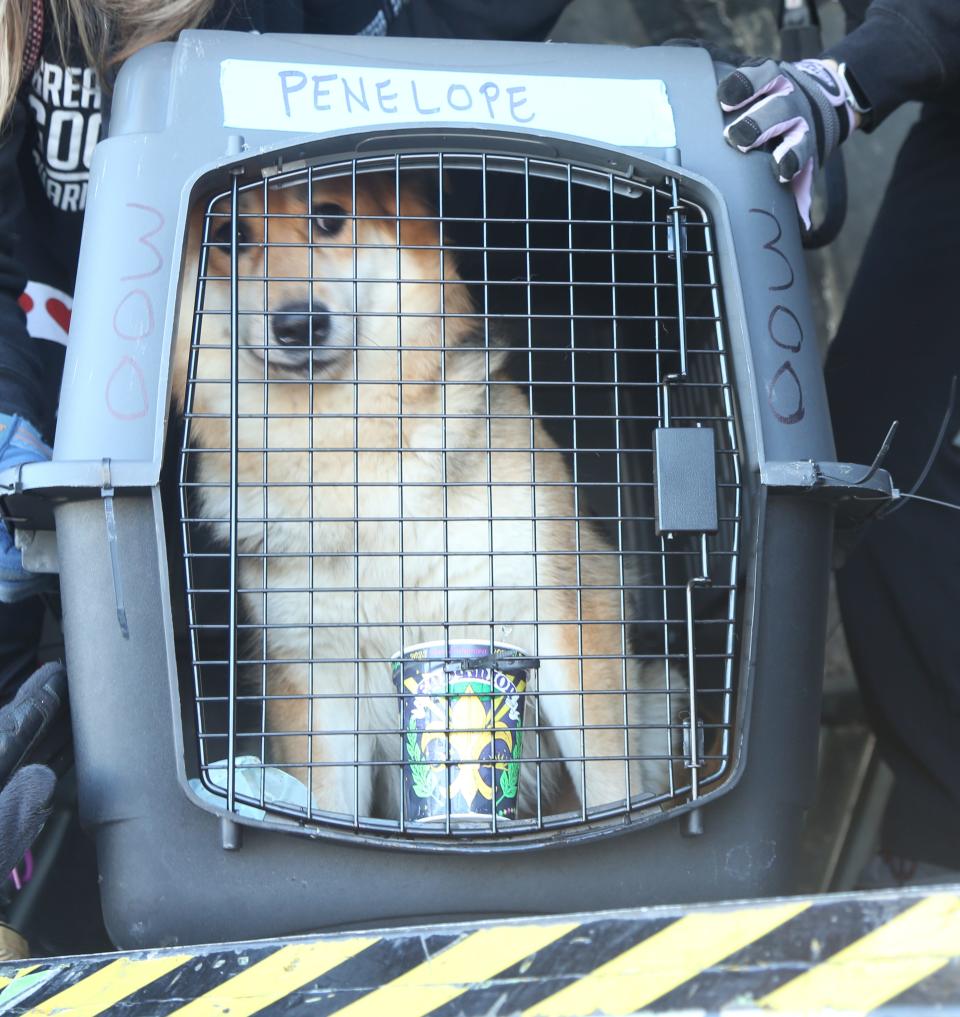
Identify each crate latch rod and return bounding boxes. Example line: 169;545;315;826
653;419;720;838
663;176;689;384
682;537;711;836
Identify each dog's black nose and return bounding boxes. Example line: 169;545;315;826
271;302;330;347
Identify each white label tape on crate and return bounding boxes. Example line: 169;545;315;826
219;60;677;148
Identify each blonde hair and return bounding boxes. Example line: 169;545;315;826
1;0;218;121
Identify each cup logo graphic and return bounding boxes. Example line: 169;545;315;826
392;642;534;822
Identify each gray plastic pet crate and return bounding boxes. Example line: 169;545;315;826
2;31;855;949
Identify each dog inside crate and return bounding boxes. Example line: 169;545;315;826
170;150;740;836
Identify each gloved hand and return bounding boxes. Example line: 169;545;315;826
0;765;55;879
717;58;859;228
0;663;67;877
0;414;52;603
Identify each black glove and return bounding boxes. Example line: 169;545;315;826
0;765;55;876
717;58;859;227
0;662;67;780
0;662;67;874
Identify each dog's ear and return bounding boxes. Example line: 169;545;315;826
408;170;441;214
440;168;454;207
372;170;440;218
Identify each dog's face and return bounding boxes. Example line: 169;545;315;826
200;173;448;378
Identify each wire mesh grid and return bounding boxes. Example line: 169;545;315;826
176;148;742;842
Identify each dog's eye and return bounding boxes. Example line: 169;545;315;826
314;203;347;236
211;221;248;252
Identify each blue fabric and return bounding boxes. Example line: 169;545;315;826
0;524;53;600
0;413;50;472
0;413;52;601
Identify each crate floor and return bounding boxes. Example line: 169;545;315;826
4;885;960;1015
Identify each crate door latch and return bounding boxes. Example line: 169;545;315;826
652;424;719;837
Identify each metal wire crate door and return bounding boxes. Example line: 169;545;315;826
177;148;742;843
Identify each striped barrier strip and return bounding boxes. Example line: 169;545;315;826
523;900;810;1016
760;894;960;1013
1;887;959;1015
167;937;378;1017
28;954;192;1016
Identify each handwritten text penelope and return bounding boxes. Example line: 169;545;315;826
278;68;534;124
220;60;678;148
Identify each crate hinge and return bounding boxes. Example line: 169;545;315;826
760;460;896;513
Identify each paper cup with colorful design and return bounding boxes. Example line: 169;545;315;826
391;640;536;822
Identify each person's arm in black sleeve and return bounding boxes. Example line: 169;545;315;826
825;0;960;126
394;0;573;42
0;99;48;429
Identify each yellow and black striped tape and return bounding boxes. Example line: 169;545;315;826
2;886;960;1015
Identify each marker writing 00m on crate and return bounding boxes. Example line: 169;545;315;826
391;642;538;822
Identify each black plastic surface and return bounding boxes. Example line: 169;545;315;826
653;428;719;535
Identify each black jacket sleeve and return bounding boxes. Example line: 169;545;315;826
0;101;46;427
826;0;960;124
394;0;572;42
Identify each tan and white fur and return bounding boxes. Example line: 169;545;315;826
172;172;678;819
